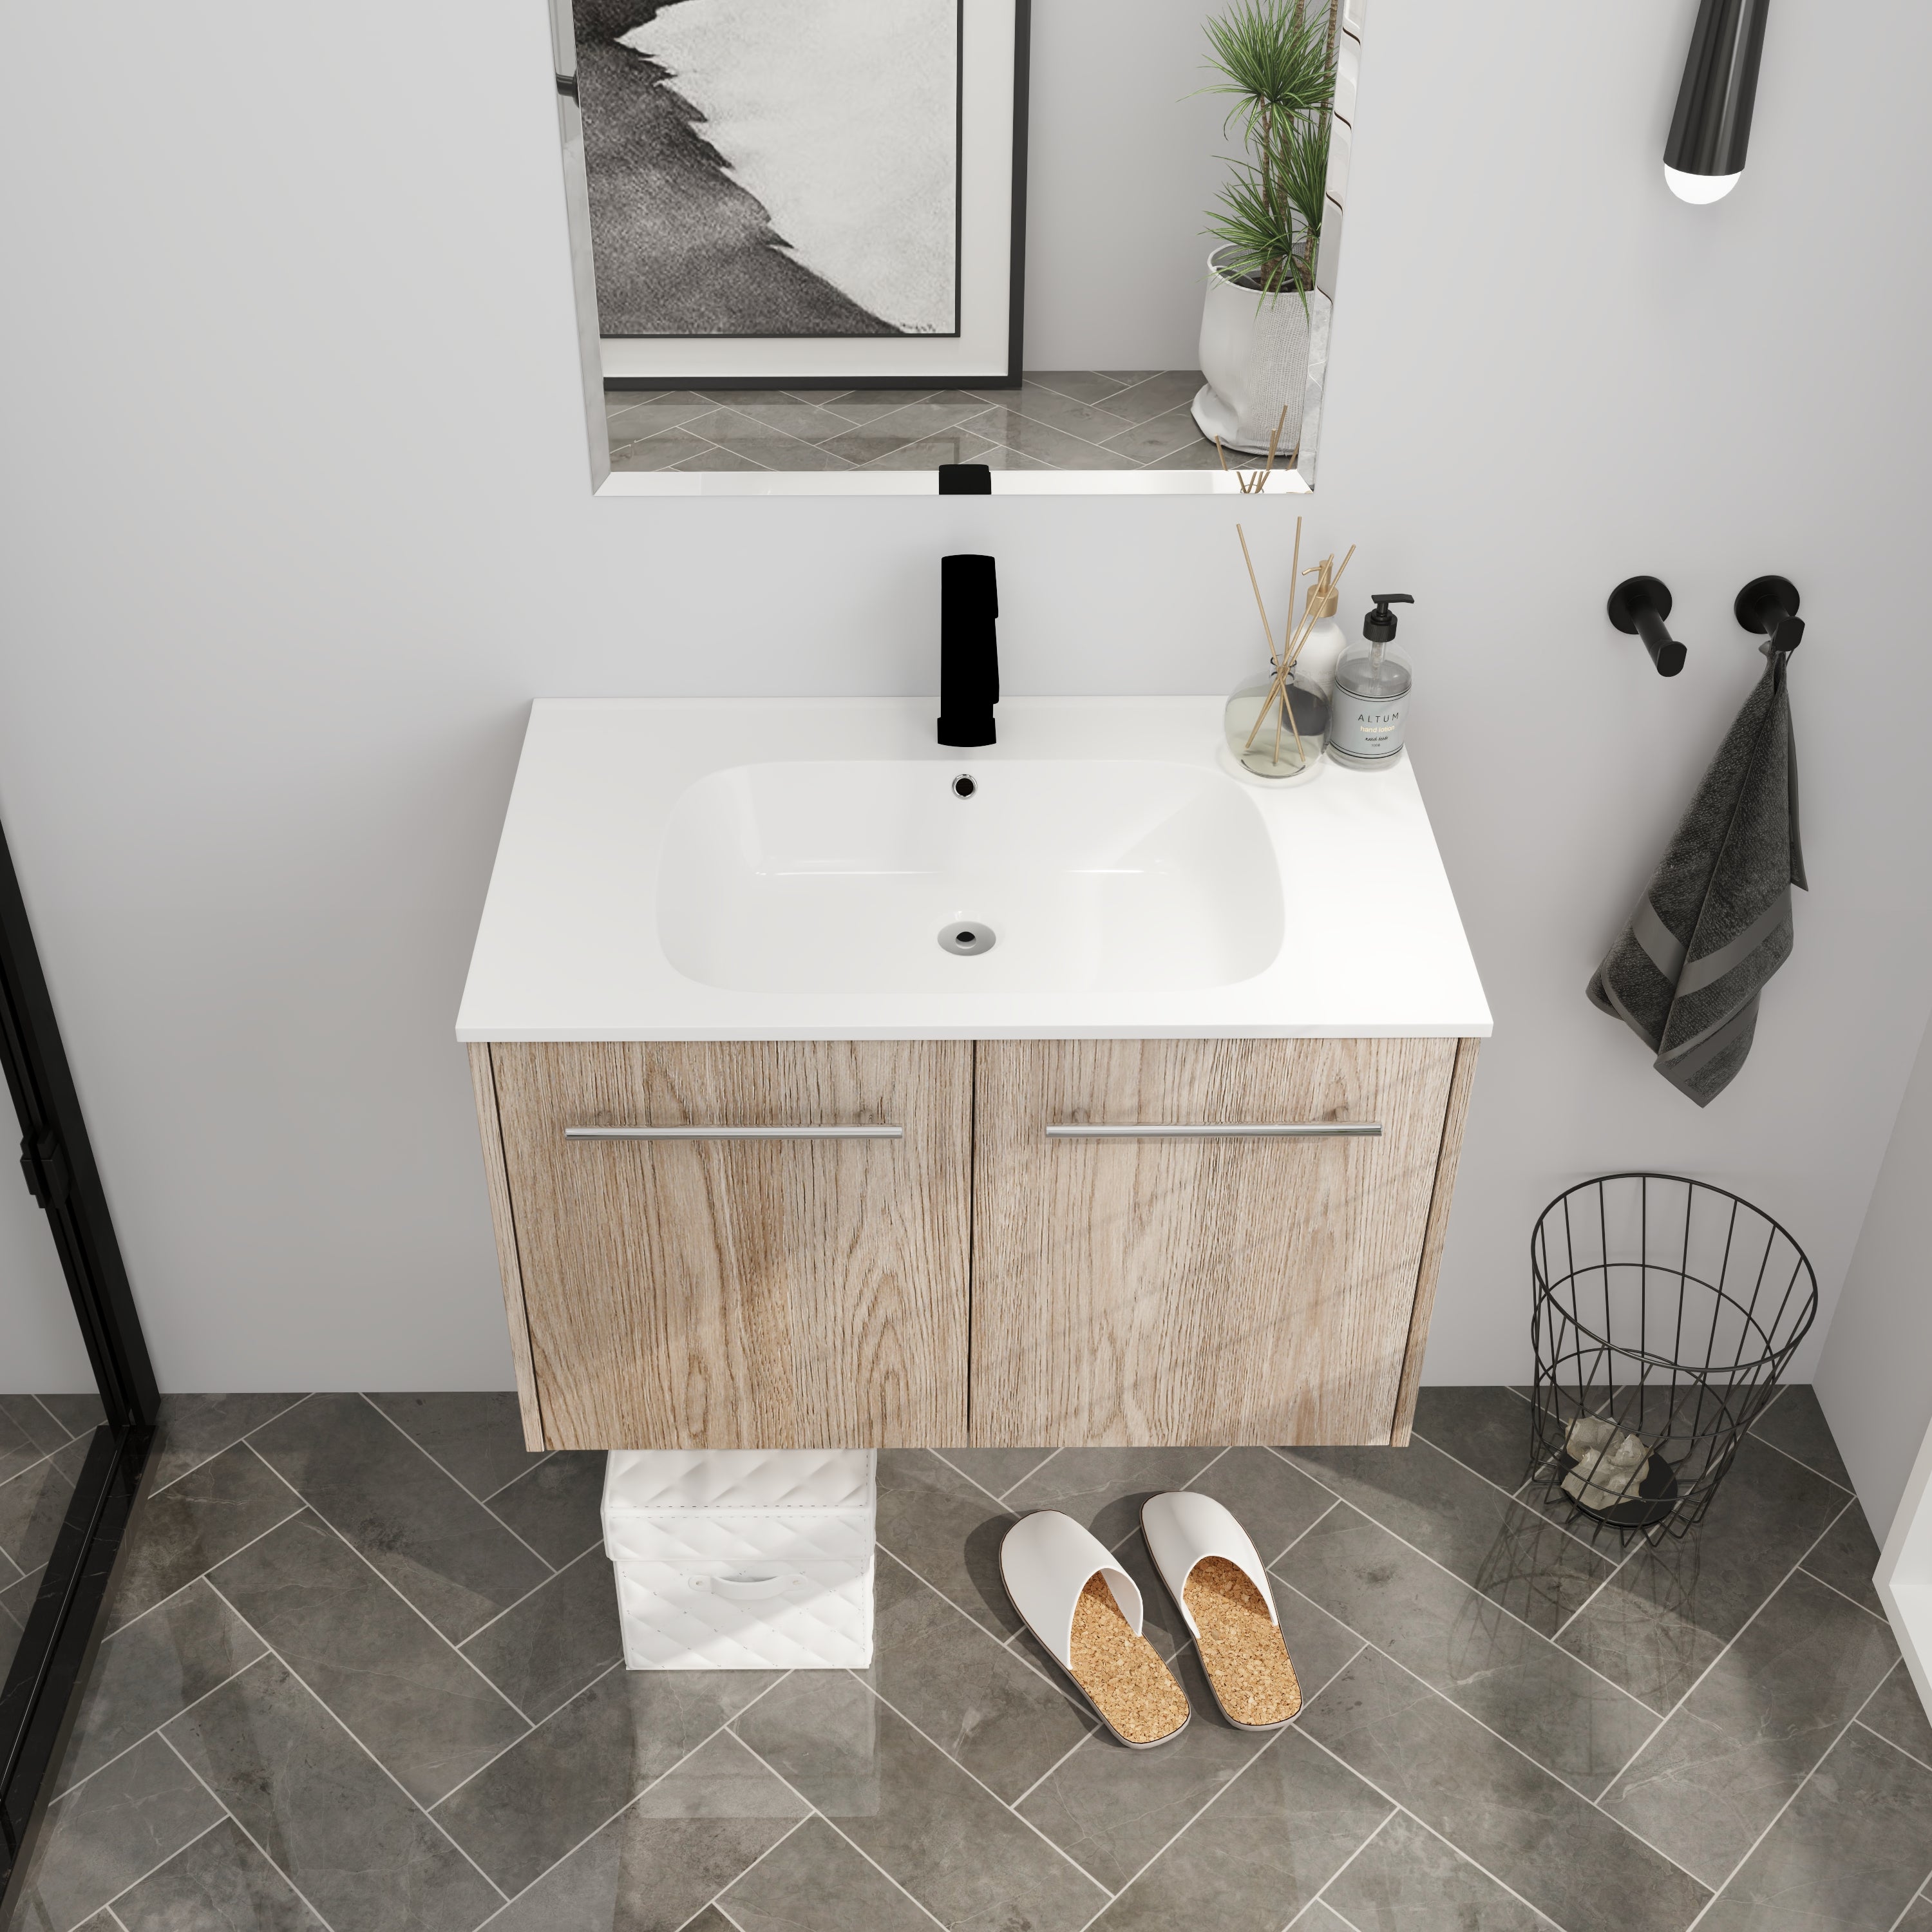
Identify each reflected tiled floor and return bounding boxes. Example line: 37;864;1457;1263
0;1392;108;1685
8;1387;1931;1932
603;372;1242;475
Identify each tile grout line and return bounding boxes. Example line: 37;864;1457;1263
1543;1522;1655;1645
875;1544;1091;1711
151;1732;345;1932
452;1540;607;1649
1289;1720;1590;1932
1068;1654;1381;1932
88;1519;294;1640
1885;1887;1932;1932
925;1447;1021;1512
1544;1396;1853;1646
1264;1573;1661;1828
50;1645;274;1806
0;1441;72;1527
1305;1808;1403;1932
468;1670;797;1926
719;1723;956;1932
1746;1425;1855;1494
102;1494;308;1640
1853;1714;1932;1777
427;1656;627;1816
1405;1424;1648;1564
28;1393;84;1443
946;1443;1054;1503
675;1811;811;1931
1271;1497;1342;1567
234;1444;540;1732
1589;1494;1860;1811
481;1450;556;1504
1012;1446;1063;1497
1301;1638;1372;1709
83;1813;232;1931
143;1394;314;1499
1263;1485;1655;1721
198;1580;511;1906
356;1392;559;1577
1005;1718;1106;1813
1068;1732;1306;1932
1795;1562;1892;1626
1265;1437;1649;1647
1678;1659;1904;1932
848;1669;1119;1900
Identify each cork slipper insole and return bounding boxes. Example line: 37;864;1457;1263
1066;1575;1191;1746
1182;1557;1302;1728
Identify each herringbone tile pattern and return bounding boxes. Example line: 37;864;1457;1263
6;1387;1929;1932
603;372;1229;475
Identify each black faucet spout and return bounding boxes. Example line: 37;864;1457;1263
938;553;999;747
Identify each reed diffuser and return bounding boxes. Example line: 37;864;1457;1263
1222;516;1356;781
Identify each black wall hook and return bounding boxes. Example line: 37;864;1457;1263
1607;576;1687;677
1735;575;1803;654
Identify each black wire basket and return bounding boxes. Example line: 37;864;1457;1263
1530;1174;1818;1543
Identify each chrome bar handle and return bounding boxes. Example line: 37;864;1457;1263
1045;1122;1380;1141
567;1125;902;1142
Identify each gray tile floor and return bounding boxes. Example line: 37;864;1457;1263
6;1386;1930;1932
1;1393;109;1683
603;372;1234;475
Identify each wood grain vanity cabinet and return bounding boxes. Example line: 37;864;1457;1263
470;1034;1477;1454
971;1037;1475;1448
473;1040;972;1452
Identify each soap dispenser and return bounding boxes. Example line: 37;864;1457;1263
1292;571;1348;698
1328;594;1415;768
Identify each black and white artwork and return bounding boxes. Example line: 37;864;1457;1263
578;0;962;341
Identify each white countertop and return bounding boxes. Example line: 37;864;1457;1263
456;698;1492;1041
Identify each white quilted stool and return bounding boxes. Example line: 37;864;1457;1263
600;1449;876;1669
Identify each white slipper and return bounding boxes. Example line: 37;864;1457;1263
999;1510;1190;1749
1141;1492;1302;1730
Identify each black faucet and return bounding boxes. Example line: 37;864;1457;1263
938;553;998;747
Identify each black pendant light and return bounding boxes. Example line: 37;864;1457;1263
1663;0;1771;203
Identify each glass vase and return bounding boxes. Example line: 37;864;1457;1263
1223;667;1329;779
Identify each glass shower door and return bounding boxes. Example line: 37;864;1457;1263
0;817;156;1915
0;1198;104;1689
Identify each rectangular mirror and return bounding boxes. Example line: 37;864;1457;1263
553;0;1363;494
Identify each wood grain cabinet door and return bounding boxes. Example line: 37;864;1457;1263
969;1037;1465;1447
486;1040;972;1450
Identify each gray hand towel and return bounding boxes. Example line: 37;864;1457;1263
1588;652;1805;1106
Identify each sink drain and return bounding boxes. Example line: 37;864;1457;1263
939;922;996;956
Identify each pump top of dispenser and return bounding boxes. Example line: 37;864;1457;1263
1363;592;1414;643
1336;593;1416;703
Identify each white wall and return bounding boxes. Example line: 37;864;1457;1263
1817;1018;1932;1541
1;1;1929;1394
0;1189;92;1392
1023;0;1229;368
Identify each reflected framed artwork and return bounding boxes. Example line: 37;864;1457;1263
578;0;1030;389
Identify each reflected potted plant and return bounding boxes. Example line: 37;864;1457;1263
1191;0;1337;455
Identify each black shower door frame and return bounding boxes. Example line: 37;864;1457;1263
0;814;159;1915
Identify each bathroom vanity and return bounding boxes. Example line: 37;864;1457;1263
459;698;1490;1453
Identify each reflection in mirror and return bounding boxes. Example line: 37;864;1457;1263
551;0;1363;493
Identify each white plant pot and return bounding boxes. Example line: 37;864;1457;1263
1192;247;1329;456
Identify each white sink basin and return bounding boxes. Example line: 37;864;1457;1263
456;697;1491;1041
656;759;1283;995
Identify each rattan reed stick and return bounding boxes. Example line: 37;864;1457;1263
1236;525;1276;664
